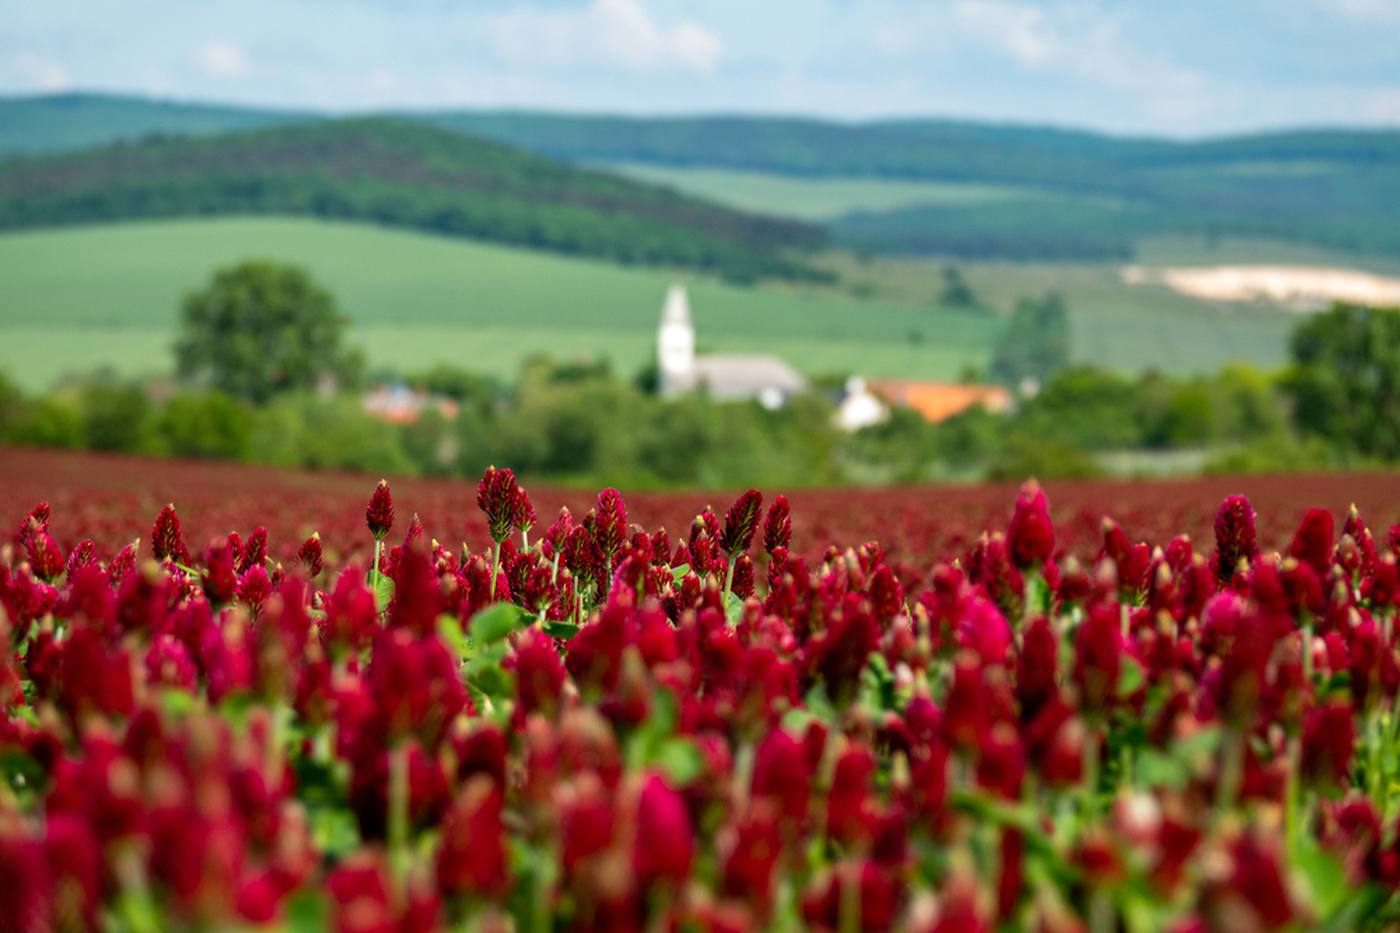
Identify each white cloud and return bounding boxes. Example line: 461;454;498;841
13;52;71;92
195;40;250;79
952;1;1060;67
489;0;722;74
1319;0;1400;21
874;2;1210;124
1363;87;1400;121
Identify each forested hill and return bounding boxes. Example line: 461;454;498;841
433;111;1400;185
437;113;1400;259
6;93;1400;262
0;117;827;281
0;92;308;154
9;93;1400;186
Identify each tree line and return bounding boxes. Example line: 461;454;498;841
2;261;1395;485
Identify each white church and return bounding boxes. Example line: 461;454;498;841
656;283;808;410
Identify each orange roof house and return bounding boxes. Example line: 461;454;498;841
868;380;1014;424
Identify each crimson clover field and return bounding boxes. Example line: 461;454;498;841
6;446;1400;931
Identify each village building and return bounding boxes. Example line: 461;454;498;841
657;284;808;409
835;376;889;431
362;383;459;425
868;379;1014;423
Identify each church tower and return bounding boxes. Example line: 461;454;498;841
657;283;695;396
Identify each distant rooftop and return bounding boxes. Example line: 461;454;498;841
678;354;808;400
870;380;1013;423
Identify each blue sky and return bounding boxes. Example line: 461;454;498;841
3;0;1399;136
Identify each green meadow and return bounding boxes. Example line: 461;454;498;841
0;216;1000;390
819;245;1304;375
601;162;1040;221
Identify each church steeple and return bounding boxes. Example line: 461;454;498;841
657;283;695;396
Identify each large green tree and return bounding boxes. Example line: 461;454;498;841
1284;302;1400;459
987;292;1071;390
176;261;363;404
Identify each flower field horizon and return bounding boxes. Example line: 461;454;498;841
7;445;1400;929
6;446;1400;575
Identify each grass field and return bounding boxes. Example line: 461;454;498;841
0;216;1000;390
820;249;1302;373
0;217;1332;389
601;162;1043;221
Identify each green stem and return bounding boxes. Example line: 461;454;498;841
838;864;861;933
531;847;555;933
1089;888;1114;933
1368;707;1384;803
388;741;410;905
1216;728;1245;814
646;885;674;933
1301;620;1314;688
723;554;737;616
1082;725;1100;818
1285;733;1302;853
370;538;383;595
489;543;501;601
732;740;756;810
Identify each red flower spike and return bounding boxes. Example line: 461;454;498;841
323;568;380;655
25;530;65;582
476;466;517;544
1212;495;1258;583
298;533;323;578
238;565;273;614
365;479;395;541
1007;480;1055;569
507;628;566;719
762;494;792;555
204;537;239;604
1302;701;1356;787
239;526;268;574
720;489;764;556
151;503;187;564
592;488;628;563
512;484;536;535
1288;507;1335;578
632;773;693;887
1074;603;1124;717
545;506;574;551
435;776;510;897
752;728;811;828
64;539;96;579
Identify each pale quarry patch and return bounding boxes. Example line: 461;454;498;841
1122;264;1400;310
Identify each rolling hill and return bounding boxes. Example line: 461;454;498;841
0;217;1308;394
0;216;1002;391
0;116;826;281
4;94;1400;262
440;113;1400;260
0;92;305;154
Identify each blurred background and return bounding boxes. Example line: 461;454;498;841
2;0;1399;488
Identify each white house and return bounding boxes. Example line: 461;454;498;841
657;283;808;409
834;376;889;431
